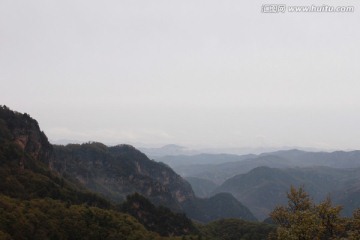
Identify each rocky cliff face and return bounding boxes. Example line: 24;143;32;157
0;106;53;168
0;105;195;210
0;106;112;207
52;143;195;210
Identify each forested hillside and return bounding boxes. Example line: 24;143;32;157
53;142;195;210
0;105;268;239
0;105;200;239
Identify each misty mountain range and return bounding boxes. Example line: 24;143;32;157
49;133;360;222
156;150;360;220
156;150;360;183
139;144;327;159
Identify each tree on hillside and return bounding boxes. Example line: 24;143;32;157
269;186;348;240
347;209;360;239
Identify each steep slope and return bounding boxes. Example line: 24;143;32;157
52;142;258;223
121;193;198;236
0;105;195;211
182;192;257;223
0;105;185;239
53;142;195;210
0;106;110;208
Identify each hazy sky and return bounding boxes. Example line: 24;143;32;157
1;0;360;150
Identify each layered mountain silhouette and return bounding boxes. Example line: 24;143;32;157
157;149;360;220
0;105;256;227
159;150;360;184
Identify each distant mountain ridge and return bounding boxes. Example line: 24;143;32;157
139;144;198;158
142;144;325;158
214;166;360;220
156;153;257;167
160;149;360;184
155;148;360;221
261;149;360;168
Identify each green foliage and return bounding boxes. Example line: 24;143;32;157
0;106;172;239
0;195;170;240
198;218;275;240
346;209;360;240
121;193;198;237
269;186;360;240
0;142;111;208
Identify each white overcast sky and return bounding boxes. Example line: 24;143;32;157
1;0;360;150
